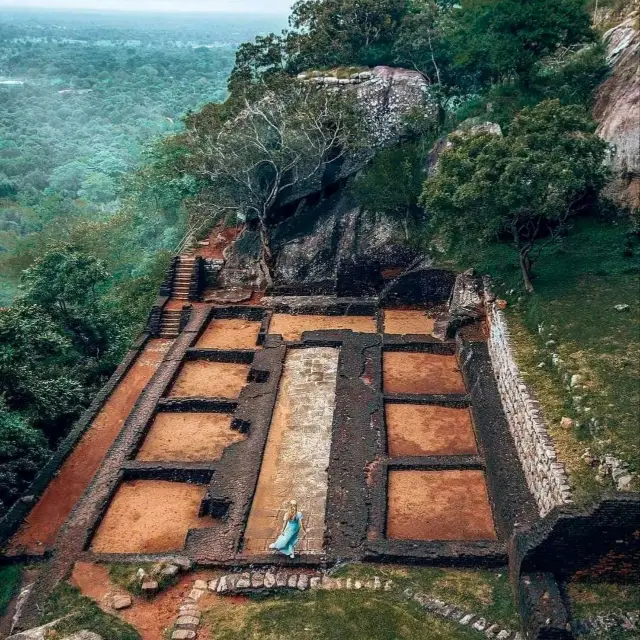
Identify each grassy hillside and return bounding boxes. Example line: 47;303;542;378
468;217;639;502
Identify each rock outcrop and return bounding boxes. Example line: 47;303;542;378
593;13;640;208
278;66;438;206
220;188;421;294
301;66;438;147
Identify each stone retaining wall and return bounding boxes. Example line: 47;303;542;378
485;292;572;517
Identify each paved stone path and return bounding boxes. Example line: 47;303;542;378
243;347;339;555
196;572;523;639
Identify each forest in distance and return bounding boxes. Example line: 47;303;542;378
0;9;286;303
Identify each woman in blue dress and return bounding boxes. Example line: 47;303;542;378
269;500;306;558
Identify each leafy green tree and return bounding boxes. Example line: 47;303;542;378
354;143;425;238
421;100;608;291
0;304;87;434
0;400;50;517
449;0;595;88
78;172;117;205
287;0;407;70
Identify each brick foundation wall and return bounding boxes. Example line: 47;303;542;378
485;293;572;517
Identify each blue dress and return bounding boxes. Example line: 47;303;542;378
270;513;302;556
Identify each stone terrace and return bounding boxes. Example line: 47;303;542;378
6;271;542;631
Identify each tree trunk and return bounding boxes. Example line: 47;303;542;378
519;249;535;293
257;216;274;289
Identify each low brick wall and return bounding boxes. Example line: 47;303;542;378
486;297;572;517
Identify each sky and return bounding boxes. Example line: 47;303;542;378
0;0;292;13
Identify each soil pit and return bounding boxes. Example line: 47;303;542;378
196;318;261;350
91;480;212;553
268;314;377;342
167;361;249;398
387;470;496;541
383;352;466;395
385;404;477;456
384;310;435;335
136;412;245;462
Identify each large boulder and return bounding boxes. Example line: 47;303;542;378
278;66;439;206
271;189;420;295
593;13;640;208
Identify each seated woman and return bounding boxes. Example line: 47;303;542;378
269;500;306;559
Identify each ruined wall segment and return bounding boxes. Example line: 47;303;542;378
485;288;572;517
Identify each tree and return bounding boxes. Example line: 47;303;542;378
287;0;408;70
0;304;87;434
182;82;366;285
449;0;594;88
0;401;50;518
421;100;608;291
353;142;425;239
78;172;117;205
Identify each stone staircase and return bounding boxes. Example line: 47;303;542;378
171;256;196;301
159;310;182;338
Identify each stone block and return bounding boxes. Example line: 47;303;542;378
288;575;298;588
112;594;132;610
193;580;207;590
176;615;200;628
297;574;309;590
171;631;195;640
236;573;251;589
208;579;218;592
251;573;265;588
264;572;276;589
141;580;159;593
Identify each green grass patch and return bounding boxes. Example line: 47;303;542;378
439;217;640;500
0;564;23;617
567;580;640;619
40;582;140;640
202;589;479;640
332;564;519;629
107;562;178;597
567;580;640;639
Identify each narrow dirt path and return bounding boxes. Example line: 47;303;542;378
71;561;212;640
8;339;172;554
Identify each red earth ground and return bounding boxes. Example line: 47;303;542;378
71;561;216;640
7;339;172;555
90;480;214;554
386;470;497;541
166;361;249;399
136;412;245;462
268;314;377;342
385;404;478;456
383;352;467;395
196;317;262;350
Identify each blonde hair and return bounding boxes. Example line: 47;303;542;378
286;500;297;521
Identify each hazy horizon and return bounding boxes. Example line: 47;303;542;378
0;0;291;14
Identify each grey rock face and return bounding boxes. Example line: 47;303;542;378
593;15;640;208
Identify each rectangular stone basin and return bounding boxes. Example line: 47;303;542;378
386;470;496;541
385;404;478;456
268;314;377;342
383;352;466;395
136;412;245;462
196;318;262;350
383;309;435;335
91;480;212;553
167;361;249;398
